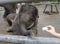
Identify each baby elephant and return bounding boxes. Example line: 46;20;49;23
7;4;39;36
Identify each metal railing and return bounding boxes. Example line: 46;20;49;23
0;0;59;4
0;34;60;44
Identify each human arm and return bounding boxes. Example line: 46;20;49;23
42;25;60;38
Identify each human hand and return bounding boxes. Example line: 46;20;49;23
42;25;56;34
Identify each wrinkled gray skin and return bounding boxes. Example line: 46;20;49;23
0;4;17;26
8;4;38;36
6;13;17;23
